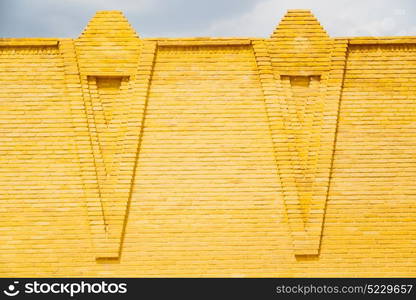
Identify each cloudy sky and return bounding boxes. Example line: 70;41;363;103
0;0;415;38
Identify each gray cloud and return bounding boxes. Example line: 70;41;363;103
0;0;415;38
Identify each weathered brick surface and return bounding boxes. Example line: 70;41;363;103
0;10;415;277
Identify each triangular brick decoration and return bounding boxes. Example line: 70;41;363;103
280;75;322;220
89;76;125;175
73;11;155;259
96;76;122;126
85;75;133;257
263;10;348;256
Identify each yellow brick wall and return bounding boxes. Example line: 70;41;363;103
0;45;91;274
0;10;415;277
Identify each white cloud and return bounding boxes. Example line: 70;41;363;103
203;0;416;37
62;0;157;13
203;0;282;37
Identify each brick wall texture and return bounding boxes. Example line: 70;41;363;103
0;10;415;277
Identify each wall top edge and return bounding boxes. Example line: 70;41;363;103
1;36;416;48
0;39;59;47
